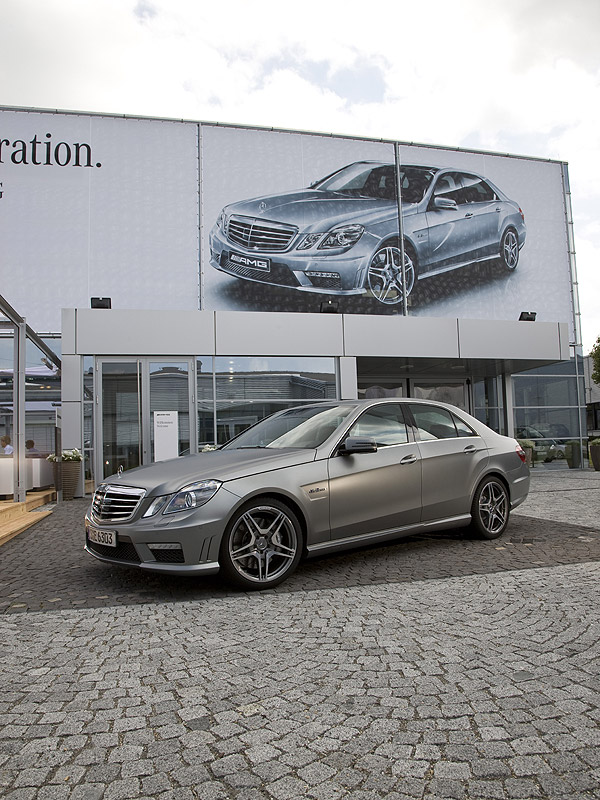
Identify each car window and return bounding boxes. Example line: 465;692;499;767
459;174;497;204
346;403;409;446
432;172;464;205
452;412;477;438
408;404;461;441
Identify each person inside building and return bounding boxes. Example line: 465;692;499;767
26;439;40;455
1;435;13;455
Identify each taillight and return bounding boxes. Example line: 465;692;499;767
516;443;527;463
518;206;525;223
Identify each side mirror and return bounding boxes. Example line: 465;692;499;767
433;195;458;211
340;436;378;455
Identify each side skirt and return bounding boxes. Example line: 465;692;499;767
305;514;472;558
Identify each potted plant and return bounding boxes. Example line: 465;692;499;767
517;439;535;468
47;448;83;500
589;439;600;471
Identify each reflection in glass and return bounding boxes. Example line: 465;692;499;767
101;362;141;478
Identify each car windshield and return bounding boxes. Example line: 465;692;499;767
314;163;434;203
222;404;354;450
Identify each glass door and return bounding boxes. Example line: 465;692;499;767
100;361;142;479
97;358;195;480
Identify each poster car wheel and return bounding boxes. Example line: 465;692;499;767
500;228;520;270
367;242;416;305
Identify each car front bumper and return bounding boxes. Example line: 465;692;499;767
209;226;377;295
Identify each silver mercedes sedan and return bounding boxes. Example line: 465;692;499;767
209;162;526;306
85;399;530;590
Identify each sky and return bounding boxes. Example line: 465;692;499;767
1;0;599;352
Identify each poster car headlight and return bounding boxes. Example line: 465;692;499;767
209;161;526;306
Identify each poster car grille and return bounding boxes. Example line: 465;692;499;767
221;253;300;287
227;215;297;251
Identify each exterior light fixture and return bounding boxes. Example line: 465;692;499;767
91;297;112;309
518;311;536;321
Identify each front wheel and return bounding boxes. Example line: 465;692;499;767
367;242;416;305
500;228;519;271
469;477;509;540
219;499;303;589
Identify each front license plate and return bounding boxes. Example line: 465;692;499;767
229;251;271;272
88;526;117;547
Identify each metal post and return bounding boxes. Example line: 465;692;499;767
13;320;26;502
394;142;408;317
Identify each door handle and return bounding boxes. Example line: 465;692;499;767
463;445;477;454
400;454;418;464
464;212;473;218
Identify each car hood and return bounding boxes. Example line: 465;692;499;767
225;189;399;231
103;448;317;497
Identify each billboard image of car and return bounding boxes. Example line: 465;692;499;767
209;161;526;306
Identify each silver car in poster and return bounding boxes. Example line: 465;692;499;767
209;162;526;306
86;399;530;590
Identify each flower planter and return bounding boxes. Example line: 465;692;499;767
590;445;600;472
52;461;82;500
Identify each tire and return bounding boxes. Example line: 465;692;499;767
469;477;510;540
367;241;416;305
500;228;519;271
219;498;303;590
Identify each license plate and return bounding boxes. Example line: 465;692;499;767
229;251;271;272
88;526;117;547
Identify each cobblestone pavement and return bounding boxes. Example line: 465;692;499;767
1;472;599;799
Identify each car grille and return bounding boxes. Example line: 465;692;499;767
92;484;146;522
227;215;297;252
87;537;140;563
306;273;342;290
149;545;185;564
220;253;300;287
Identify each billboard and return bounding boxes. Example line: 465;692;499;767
0;107;574;336
0;109;200;332
202;124;573;329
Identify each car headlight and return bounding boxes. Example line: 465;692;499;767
143;480;222;517
296;233;323;251
217;211;229;233
319;224;364;250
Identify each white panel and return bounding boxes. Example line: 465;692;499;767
215;311;344;356
61;355;82;402
339;357;358;399
343;315;459;358
458;319;563;360
61;309;77;355
75;309;215;355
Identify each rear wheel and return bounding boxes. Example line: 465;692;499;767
219;498;303;590
469;477;509;540
500;228;519;271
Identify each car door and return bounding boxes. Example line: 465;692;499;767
456;173;502;260
327;402;422;541
406;403;489;522
424;172;474;271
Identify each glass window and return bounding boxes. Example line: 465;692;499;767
513;375;579;407
409;404;463;441
214;357;336;402
347;403;408;446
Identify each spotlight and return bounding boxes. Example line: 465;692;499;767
91;297;112;309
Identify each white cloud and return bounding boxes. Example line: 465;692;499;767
1;0;599;349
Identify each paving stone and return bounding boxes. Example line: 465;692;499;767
0;473;599;799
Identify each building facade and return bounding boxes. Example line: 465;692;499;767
0;106;590;498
